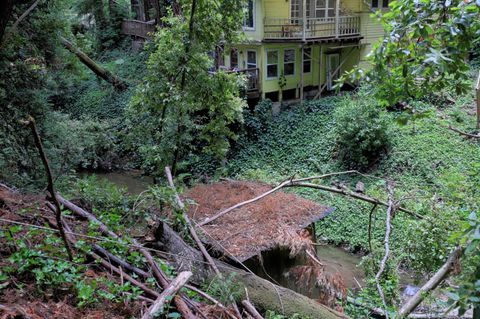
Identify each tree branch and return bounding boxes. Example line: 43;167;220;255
199;176;422;226
59;36;128;91
23;116;73;260
375;181;396;319
142;271;193;319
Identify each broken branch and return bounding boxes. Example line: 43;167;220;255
447;125;480;139
375;182;396;319
398;246;464;318
199;176;422;226
24;116;73;260
241;300;264;319
142;271;193;319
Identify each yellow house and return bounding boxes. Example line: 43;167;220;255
224;0;387;101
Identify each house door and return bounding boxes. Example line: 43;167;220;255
246;50;258;90
326;53;340;91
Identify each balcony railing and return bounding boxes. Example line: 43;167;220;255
264;16;360;40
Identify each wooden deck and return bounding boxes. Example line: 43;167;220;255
121;19;156;39
263;16;360;41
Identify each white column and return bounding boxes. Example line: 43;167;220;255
335;0;340;38
302;0;307;41
300;45;304;102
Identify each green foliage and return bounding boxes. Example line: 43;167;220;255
242;99;274;140
264;311;306;319
127;0;247;177
203;273;243;305
228;93;480;275
333;97;391;169
446;211;480;315
343;0;480;107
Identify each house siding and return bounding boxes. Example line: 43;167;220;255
230;0;386;99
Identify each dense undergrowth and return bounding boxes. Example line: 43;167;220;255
227;88;480;272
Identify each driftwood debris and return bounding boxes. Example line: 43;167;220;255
60;36;128;91
157;222;348;319
142;271;193;319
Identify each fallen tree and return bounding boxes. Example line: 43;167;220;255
59;36;128;91
199;173;422;226
156;222;349;319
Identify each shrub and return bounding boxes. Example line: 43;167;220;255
242;99;273;140
334;99;391;169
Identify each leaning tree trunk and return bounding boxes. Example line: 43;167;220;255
60;36;128;91
156;222;348;319
0;0;16;44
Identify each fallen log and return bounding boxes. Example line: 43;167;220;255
157;222;349;319
142;271;193;319
59;36;128;91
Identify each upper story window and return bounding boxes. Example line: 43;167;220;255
371;0;389;9
315;0;336;18
283;49;295;76
244;0;255;30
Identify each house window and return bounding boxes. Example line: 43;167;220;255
266;50;278;78
303;47;312;73
230;49;238;69
247;50;257;69
244;0;255;30
291;0;312;20
315;0;336;18
283;49;295;76
291;0;300;19
372;0;389;8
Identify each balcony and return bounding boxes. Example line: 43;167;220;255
263;16;360;41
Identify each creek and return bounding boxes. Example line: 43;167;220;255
82;171;415;298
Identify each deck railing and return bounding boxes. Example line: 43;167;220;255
263;16;360;40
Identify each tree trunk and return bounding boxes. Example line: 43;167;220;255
59;36;128;91
0;0;16;45
156;222;348;319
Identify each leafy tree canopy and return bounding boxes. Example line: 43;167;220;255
344;0;480;107
127;0;247;176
